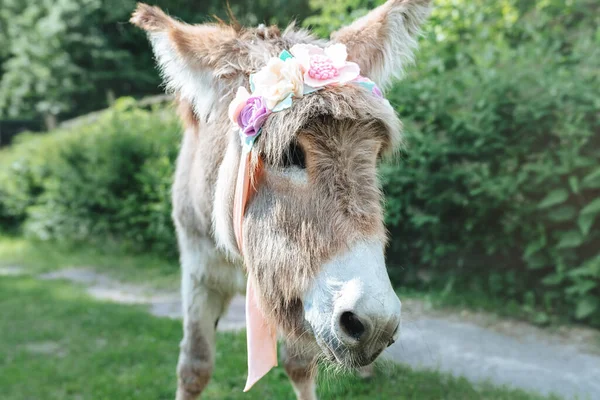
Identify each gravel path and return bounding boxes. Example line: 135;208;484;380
393;311;599;399
38;267;245;331
24;267;600;399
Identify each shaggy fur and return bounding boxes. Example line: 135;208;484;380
130;1;431;398
245;117;392;336
331;0;432;89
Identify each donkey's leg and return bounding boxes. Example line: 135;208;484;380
282;342;319;400
175;237;239;400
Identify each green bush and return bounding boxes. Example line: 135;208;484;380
382;14;600;325
0;132;56;230
0;0;314;124
0;98;180;257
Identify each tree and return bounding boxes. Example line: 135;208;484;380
0;0;314;127
0;0;129;127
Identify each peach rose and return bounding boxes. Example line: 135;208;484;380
251;57;304;110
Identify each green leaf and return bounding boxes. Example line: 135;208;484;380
571;253;600;277
568;265;596;278
568;176;579;194
566;280;597;295
578;213;596;236
524;241;544;258
581;198;600;216
525;253;548;270
537;189;569;209
556;230;584;249
582;167;600;188
583;254;600;275
575;296;599;320
546;206;576;222
541;273;564;286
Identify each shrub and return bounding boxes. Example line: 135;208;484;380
0;131;57;230
383;31;600;325
0;98;180;257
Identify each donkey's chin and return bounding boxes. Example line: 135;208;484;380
313;332;385;369
302;240;402;369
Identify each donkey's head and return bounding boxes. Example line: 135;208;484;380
132;0;431;369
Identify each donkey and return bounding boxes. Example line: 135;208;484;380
131;1;431;399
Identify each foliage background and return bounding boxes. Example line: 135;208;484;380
1;0;599;326
0;0;312;125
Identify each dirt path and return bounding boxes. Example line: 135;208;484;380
38;267;245;331
22;267;600;400
395;301;600;400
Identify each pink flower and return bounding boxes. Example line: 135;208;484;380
238;96;270;138
290;43;360;88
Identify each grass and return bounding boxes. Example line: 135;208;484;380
0;234;180;288
0;275;560;400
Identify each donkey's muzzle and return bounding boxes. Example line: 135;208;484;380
335;309;400;348
329;298;401;367
338;311;366;341
303;239;402;367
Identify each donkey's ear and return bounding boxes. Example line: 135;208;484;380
131;3;239;119
331;0;431;89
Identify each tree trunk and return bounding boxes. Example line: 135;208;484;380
106;89;116;106
44;113;58;131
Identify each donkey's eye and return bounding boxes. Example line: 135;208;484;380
281;141;306;169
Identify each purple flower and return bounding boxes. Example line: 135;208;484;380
372;85;383;99
237;96;270;138
353;75;384;99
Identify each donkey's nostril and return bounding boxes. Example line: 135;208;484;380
340;311;366;340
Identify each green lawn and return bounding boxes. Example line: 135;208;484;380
0;236;565;399
0;275;560;400
0;234;180;288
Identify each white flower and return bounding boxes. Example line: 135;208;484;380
251;57;304;110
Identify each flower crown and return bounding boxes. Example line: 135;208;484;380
228;43;384;149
